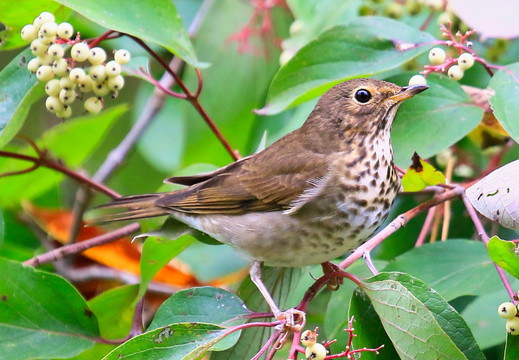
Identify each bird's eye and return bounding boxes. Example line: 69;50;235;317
354;89;372;103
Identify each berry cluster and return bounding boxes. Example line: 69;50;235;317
498;302;519;335
408;23;478;86
21;12;131;118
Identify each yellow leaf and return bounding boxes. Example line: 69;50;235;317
402;152;446;192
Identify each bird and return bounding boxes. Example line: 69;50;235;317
95;78;428;327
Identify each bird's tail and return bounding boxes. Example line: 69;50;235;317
90;194;169;223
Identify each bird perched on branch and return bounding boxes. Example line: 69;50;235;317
95;78;428;328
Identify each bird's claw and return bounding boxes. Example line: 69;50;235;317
274;308;306;333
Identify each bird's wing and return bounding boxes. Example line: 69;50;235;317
155;134;329;215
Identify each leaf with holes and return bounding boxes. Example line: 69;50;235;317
466;160;519;229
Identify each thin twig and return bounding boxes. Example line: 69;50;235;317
415;206;436;247
0;150;120;198
462;195;517;303
23;223;140;267
441;156;456;240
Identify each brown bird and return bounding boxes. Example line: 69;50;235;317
96;78;428;326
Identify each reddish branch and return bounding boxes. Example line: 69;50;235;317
128;35;239;161
0;148;120;199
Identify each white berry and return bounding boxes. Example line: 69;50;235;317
408;74;427;86
21;24;38;42
447;65;464;81
84;97;102;114
37;53;53;66
89;65;107;83
59;88;76;105
34;12;55;29
39;22;58;38
36;65;55;82
27;58;40;73
59;76;76;90
301;330;316;347
428;47;446;65
507;317;519;335
105;60;121;77
88;47;107;65
498;302;518;319
71;42;90;62
69;68;86;83
48;44;64;60
458;53;475;70
30;39;47;56
114;49;131;64
305;343;327;360
107;75;124;91
57;22;74;39
52;59;70;77
45;96;63;113
56;105;72;119
79;78;94;93
92;83;110;97
45;79;61;96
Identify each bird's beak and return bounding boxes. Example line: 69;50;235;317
387;84;429;103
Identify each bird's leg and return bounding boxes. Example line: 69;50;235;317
249;260;306;333
321;261;344;291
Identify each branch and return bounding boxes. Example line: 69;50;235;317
0;149;120;199
23;223;140;267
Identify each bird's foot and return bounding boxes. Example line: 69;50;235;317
274;308;306;332
321;261;344;291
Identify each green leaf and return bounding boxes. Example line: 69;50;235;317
147;287;249;353
103;322;236;360
55;0;201;67
488;235;519;279
0;1;71;49
0;207;3;246
348;289;399;359
360;272;485;360
89;284;139;339
212;267;301;360
383;240;501;301
260;16;435;115
388;73;484;167
138;231;195;299
0;105;126;207
505;332;519;360
0;258;99;359
0;48;44;148
488;62;519;143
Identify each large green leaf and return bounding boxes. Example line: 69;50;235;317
360;272;484;360
260;16;435;115
55;0;201;67
0;258;99;359
348;289;399;359
103;323;236;360
0;105;126;207
0;48;43;148
0;0;70;49
383;240;501;301
488;235;519;279
388;73;483;167
488;62;519;143
148;287;249;331
505;332;519;360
